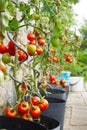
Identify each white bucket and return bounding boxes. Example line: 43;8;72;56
70;76;84;92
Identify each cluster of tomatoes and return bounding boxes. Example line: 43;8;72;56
44;73;68;88
60;78;68;88
0;32;46;64
4;96;49;120
27;33;45;56
64;53;73;63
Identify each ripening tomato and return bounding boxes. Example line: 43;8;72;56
38;98;49;111
30;106;41;118
18;101;29;114
36;48;43;55
31;96;40;106
27;33;35;41
0;61;6;73
62;83;68;88
21;114;33;121
0;44;8;54
60;79;66;85
50;47;55;53
38;39;45;46
27;44;36;56
5;107;17;118
21;114;29;120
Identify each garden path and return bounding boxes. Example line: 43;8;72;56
64;83;87;130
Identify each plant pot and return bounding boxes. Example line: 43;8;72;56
47;84;69;101
41;98;66;130
40;115;60;130
0;116;49;130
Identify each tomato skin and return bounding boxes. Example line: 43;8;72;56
27;44;36;55
50;79;56;84
38;98;49;111
8;48;15;56
5;107;17;118
60;79;66;85
2;54;11;64
31;96;40;106
27;33;35;41
8;41;15;49
21;114;29;120
18;101;29;114
29;40;36;45
49;75;56;81
38;39;45;46
18;52;27;61
66;56;72;63
36;48;43;55
0;44;8;54
30;106;41;118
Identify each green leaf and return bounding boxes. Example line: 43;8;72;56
7;1;16;16
9;19;19;31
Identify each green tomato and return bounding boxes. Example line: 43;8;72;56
0;70;4;83
0;0;8;12
27;44;36;54
32;13;40;20
2;54;11;64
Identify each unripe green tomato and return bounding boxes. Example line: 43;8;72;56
2;54;11;64
32;13;40;20
0;0;8;12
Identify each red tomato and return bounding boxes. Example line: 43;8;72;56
8;48;15;56
8;41;15;49
31;96;40;106
38;39;45;46
49;75;56;81
30;106;41;118
29;40;36;45
27;33;35;41
18;52;27;61
38;98;49;111
50;79;56;84
36;48;43;55
18;101;29;114
5;107;17;118
0;44;8;54
66;56;72;63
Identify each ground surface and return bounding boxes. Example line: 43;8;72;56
64;83;87;130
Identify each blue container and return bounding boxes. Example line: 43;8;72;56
57;71;71;85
